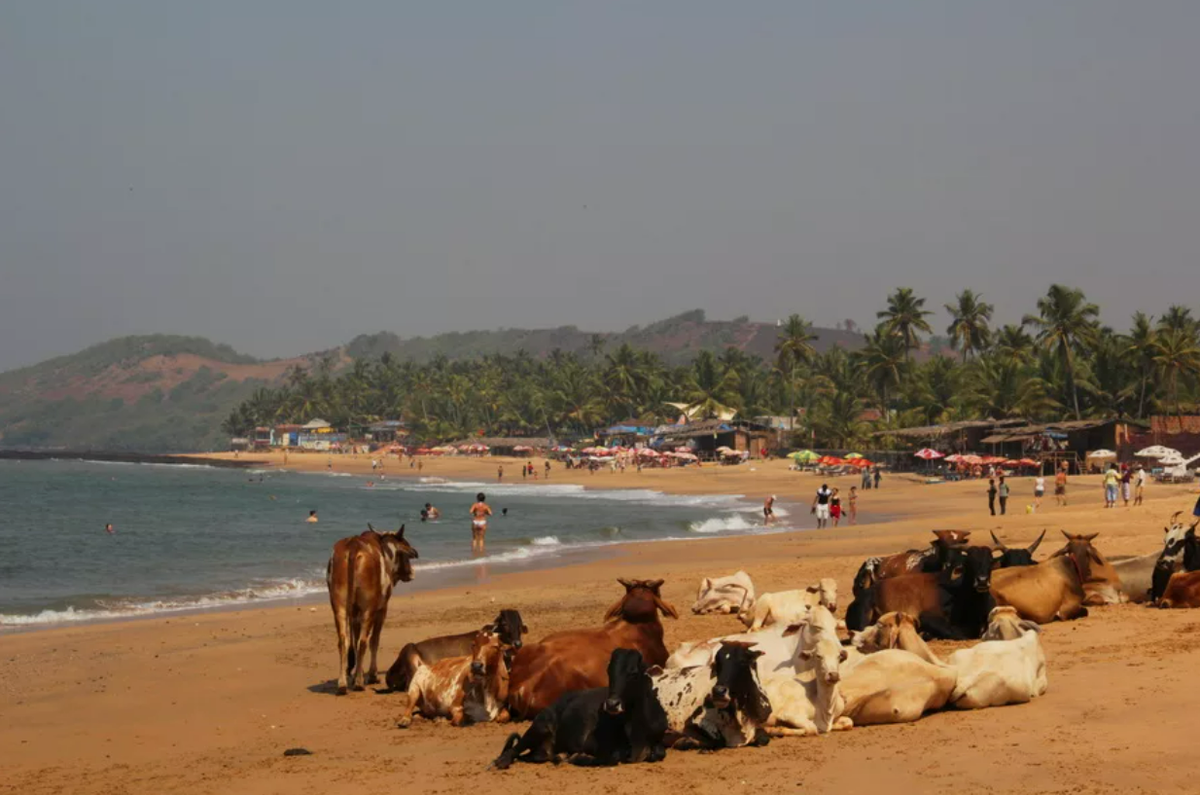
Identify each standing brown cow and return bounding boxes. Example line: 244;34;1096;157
507;578;678;719
326;524;418;695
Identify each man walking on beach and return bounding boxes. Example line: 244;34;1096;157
813;484;832;529
873;467;882;490
997;476;1009;516
861;467;871;490
470;493;493;555
1134;464;1147;506
763;495;776;526
987;478;997;516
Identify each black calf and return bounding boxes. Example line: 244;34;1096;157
490;648;667;769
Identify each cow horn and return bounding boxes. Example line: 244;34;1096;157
396;524;406;540
990;531;1009;551
646;579;665;592
617;578;635;589
367;522;375;533
1171;511;1183;524
1027;530;1046;555
1082;532;1099;542
1060;530;1073;541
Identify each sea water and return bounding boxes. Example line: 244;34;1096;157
0;459;794;627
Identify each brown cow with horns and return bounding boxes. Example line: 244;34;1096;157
506;578;678;719
326;524;419;695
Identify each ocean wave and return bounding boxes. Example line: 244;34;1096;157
392;479;745;509
687;514;758;534
0;578;326;627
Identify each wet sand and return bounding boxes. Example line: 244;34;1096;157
4;456;1200;794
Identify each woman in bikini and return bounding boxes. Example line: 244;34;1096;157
470;493;493;554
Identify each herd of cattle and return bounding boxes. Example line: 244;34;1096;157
324;510;1200;768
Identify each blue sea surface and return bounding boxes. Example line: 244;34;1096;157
0;459;787;627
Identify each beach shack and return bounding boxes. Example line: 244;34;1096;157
298;419;345;451
252;427;272;450
272;424;303;447
655;419;769;459
366;420;408;444
977;418;1147;471
596;421;655;448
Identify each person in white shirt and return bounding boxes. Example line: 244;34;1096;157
812;484;833;529
1134;464;1147;506
1034;474;1046;510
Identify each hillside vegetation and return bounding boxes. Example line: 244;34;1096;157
0;314;859;452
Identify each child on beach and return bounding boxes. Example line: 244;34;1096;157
848;487;858;525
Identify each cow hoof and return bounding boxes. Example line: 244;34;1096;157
336;685;348;696
366;674;379;685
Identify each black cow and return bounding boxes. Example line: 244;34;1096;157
849;546;996;640
1153;526;1200;602
489;648;668;769
386;609;527;691
990;530;1045;568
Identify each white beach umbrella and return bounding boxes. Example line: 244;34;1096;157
1135;445;1181;459
1158;453;1186;466
1086;449;1117;459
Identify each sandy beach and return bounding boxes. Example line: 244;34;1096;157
5;455;1200;795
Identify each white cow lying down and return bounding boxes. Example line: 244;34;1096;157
691;571;756;615
761;609;853;736
738;578;839;631
668;604;840;676
948;627;1048;709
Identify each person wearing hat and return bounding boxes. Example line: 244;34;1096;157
763;495;777;526
1134;464;1147;507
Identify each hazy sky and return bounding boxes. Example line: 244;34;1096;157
3;2;1199;370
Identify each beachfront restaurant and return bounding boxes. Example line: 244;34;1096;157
298;419;346;451
271;424;303;447
596;421;656;448
366;420;408;444
655;419;769;459
979;418;1147;472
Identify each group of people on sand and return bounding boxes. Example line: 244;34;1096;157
1102;462;1147;509
985;461;1151;516
790;484;858;529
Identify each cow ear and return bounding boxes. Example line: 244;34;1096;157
798;650;813;660
782;624;805;637
806;585;819;593
839;649;849;663
521;624;529;633
646;665;664;677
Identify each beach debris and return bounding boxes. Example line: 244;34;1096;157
283;748;312;756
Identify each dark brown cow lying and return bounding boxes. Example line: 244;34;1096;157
507;579;678;720
852;530;971;597
386;609;528;691
326;524;418;695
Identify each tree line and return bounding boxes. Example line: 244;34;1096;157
221;285;1200;448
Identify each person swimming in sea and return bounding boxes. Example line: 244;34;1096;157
306;510;319;523
105;523;115;535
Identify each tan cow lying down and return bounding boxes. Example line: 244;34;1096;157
947;627;1048;709
738;578;839;631
1158;570;1200;608
691;571;756;615
981;606;1042;641
850;612;943;666
326;524;418;695
839;649;957;725
398;630;511;727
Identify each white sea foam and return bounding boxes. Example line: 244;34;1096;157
0;578;326;627
687;514;758;534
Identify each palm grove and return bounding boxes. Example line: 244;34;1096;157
222;285;1200;449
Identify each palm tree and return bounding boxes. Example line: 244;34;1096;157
856;326;909;415
1022;284;1100;420
1122;312;1158;419
877;287;933;360
685;351;741;419
944;290;994;363
774;314;817;430
992;324;1035;366
1153;328;1200;418
1158;305;1196;335
966;356;1057;419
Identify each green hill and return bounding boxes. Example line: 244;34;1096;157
0;315;862;452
